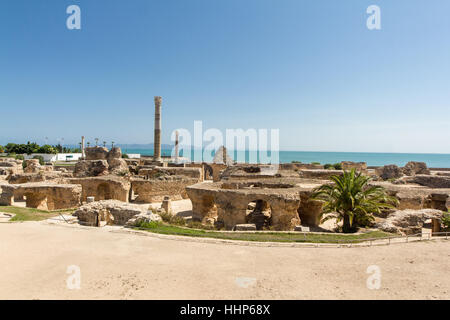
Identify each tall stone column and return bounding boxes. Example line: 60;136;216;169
175;130;179;163
153;96;162;162
81;136;85;159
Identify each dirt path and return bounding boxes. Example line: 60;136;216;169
0;221;449;300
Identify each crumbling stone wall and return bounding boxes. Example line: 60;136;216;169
69;176;131;202
403;161;430;176
0;183;81;210
298;169;343;180
138;167;203;181
186;182;303;230
375;165;404;180
76;147;129;177
0;159;24;176
8;171;71;184
341;161;367;173
131;177;198;203
74;200;146;226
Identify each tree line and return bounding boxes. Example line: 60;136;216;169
0;142;81;155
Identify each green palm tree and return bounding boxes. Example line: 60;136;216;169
311;169;398;233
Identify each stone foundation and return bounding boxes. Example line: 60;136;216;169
69;176;131;202
0;183;81;210
131;177;198;203
186;181;307;231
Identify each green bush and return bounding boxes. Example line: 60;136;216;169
442;213;450;229
116;170;129;177
312;169;398;233
122;154;129;159
15;154;24;160
333;163;343;170
158;211;186;226
311;162;321;165
324;163;335;170
136;220;162;229
186;221;215;230
156;211;217;230
32;155;45;165
291;160;302;164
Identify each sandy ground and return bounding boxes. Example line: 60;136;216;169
0;221;449;300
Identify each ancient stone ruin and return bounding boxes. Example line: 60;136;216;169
0;96;448;235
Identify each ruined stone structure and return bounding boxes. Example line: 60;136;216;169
153;96;162;162
138;167;203;181
174;130;179;163
403;161;430;176
8;171;71;184
184;162;450;231
186;179;319;231
131;177;198;203
375;165;404;180
377;209;444;235
81;136;86;159
74;200;151;226
0;158;23;176
74;146;128;177
341;161;367;173
404;175;450;189
298;169;343;180
69;176;131;202
74;160;109;177
0;183;81;210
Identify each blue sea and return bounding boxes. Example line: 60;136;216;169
120;148;450;168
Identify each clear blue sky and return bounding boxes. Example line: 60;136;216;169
1;0;449;153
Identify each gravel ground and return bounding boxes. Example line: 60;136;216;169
0;221;449;300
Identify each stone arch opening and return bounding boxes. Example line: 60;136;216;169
25;192;48;210
204;164;213;180
201;195;218;220
246;199;272;230
96;183;112;200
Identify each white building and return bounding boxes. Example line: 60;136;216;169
23;153;83;162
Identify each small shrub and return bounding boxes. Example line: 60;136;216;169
116;170;129;177
311;162;321;165
32;155;45;165
324;164;335;170
333;163;343;170
291;160;302;164
15;154;24;160
442;213;450;229
158;211;186;226
122;154;129;159
136;220;162;229
158;211;172;222
186;221;215;230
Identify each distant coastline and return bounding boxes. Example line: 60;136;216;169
120;148;450;168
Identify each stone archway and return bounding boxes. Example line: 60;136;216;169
24;192;48;210
246;199;272;230
203;164;213;180
96;183;112;200
201;195;218;222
